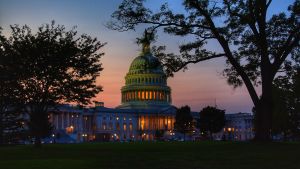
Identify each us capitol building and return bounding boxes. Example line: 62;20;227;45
48;33;177;142
48;33;254;143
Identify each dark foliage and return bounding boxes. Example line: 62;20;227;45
198;106;225;139
0;28;24;145
174;105;194;141
154;129;165;140
2;21;105;146
272;59;300;138
109;0;300;141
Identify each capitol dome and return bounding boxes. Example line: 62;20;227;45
118;32;171;109
128;53;164;74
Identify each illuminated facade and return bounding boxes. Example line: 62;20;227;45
119;48;171;109
49;34;176;142
94;33;176;141
212;113;254;141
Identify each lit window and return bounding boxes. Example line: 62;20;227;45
123;124;127;131
140;120;144;130
66;126;74;134
142;91;145;100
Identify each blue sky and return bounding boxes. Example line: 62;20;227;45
0;0;295;113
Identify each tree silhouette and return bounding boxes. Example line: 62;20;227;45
198;106;225;140
109;0;300;141
154;129;165;141
3;21;105;146
272;59;300;138
174;105;194;141
0;28;24;145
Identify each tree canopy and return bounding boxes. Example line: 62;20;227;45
0;28;24;145
174;105;194;141
272;59;300;138
1;21;105;146
198;106;225;139
109;0;300;141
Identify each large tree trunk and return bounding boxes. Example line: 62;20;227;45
254;103;272;141
254;77;273;141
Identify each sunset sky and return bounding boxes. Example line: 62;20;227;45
0;0;294;113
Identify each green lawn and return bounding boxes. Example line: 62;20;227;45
0;141;300;169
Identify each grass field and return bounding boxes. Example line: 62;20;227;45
0;141;300;169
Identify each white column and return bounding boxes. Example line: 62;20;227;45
55;114;58;130
61;113;64;129
67;113;70;128
79;114;83;133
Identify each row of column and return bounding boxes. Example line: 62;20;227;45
138;115;175;131
126;76;166;85
101;122;133;132
50;112;85;132
82;116;93;132
122;90;171;103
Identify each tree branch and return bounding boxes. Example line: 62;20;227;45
193;0;260;106
273;31;300;75
168;53;226;73
266;0;273;8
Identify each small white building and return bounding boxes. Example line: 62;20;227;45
213;113;254;141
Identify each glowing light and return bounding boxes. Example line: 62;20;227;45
142;91;145;100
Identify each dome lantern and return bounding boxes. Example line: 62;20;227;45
118;31;172;109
